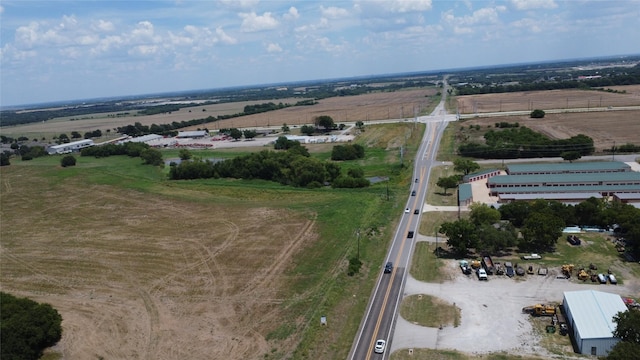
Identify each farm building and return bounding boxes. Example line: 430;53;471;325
562;290;628;357
176;130;207;138
612;193;640;208
458;183;473;206
121;134;163;144
463;169;501;183
47;139;94;155
498;192;602;205
506;161;631;175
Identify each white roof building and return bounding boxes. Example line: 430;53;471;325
121;134;163;143
47;139;95;155
562;290;628;357
176;130;207;138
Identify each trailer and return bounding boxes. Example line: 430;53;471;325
482;256;495;275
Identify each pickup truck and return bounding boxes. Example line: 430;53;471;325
477;268;488;280
522;253;542;260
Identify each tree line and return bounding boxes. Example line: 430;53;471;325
458;126;594;159
169;142;369;189
80;142;163;166
440;198;640;257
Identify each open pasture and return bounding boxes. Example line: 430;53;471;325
458;110;640;152
456;86;640;114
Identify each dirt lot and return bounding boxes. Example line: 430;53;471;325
456;86;640;114
0;167;315;359
396;250;640;357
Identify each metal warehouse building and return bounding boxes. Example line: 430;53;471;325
47;139;95;155
562;290;628;357
506;161;631;175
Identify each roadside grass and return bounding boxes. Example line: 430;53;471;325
426;165;458;206
399;294;460;328
410;242;449;283
436;122;458;162
419;211;466;240
390;348;549;360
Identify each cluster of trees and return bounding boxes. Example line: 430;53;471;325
218;128;258;141
440;197;640;256
611;143;640;153
607;310;640;359
436;158;480;195
80;142;163;166
458;126;594;159
243;102;289;115
440;203;518;256
1;151;11;166
1;292;62;360
454;63;640;95
331;144;365;160
169;146;369;189
530;109;546;118
8;144;47;161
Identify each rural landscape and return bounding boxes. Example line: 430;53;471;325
2;57;640;360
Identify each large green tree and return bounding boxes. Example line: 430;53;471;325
436;176;458;195
1;292;63;360
314;115;335;130
469;203;501;226
520;212;564;251
140;148;163;166
229;128;243;141
440;219;477;256
613;310;640;343
453;158;480;175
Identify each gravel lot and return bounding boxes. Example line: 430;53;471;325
392;239;640;357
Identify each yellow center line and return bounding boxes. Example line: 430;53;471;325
364;125;437;358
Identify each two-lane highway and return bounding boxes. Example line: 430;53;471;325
349;79;453;359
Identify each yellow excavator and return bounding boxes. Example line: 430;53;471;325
522;304;557;316
561;264;575;278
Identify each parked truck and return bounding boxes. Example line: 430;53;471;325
522;304;557;316
482;256;495;275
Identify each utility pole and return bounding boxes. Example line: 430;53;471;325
356;229;361;260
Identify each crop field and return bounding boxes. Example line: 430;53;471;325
1;89;437;139
456;110;640;152
456;86;640;114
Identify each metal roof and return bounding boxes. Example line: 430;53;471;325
613;193;640;200
563;290;627;340
458;183;473;202
463;168;500;182
488;172;640;185
177;130;207;138
507;161;630;174
490;184;640;194
498;193;602;201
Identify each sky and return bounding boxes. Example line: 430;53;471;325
1;0;639;107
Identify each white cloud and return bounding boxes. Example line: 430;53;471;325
283;7;299;21
92;20;115;32
355;0;433;14
128;44;159;57
266;43;282;53
510;0;558;10
511;18;543;33
320;6;349;19
218;0;259;10
216;27;237;45
130;21;158;43
239;12;279;32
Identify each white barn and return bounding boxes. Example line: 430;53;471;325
47;139;94;155
562;290;628;357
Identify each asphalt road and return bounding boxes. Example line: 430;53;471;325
348;80;454;359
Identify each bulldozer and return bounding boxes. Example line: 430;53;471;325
578;269;589;281
561;264;575;278
522;304;557;316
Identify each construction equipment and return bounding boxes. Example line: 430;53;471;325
561;264;575;278
578;269;589;281
470;260;481;269
522;304;557;316
527;265;534;275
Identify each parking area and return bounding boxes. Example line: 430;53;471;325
392;255;639;356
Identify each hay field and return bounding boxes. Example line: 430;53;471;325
456;86;640;114
2;89;437;138
186;88;438;131
0;162;320;359
459;110;640;151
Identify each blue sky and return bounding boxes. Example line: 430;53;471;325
1;0;639;107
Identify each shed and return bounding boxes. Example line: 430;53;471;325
47;139;95;154
562;290;628;357
176;130;207;138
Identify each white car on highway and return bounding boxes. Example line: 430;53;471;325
374;339;386;353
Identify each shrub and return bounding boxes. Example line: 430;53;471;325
530;109;545;118
60;155;76;167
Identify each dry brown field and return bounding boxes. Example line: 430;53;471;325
456;86;640;114
1;89;437;138
459;110;640;151
0;166;318;359
184;88;438;131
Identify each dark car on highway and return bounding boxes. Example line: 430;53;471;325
384;262;393;273
407;231;414;238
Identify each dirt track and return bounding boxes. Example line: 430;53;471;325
0;169;316;360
